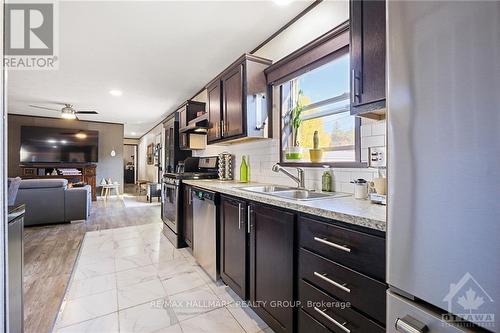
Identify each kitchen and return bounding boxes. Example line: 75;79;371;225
157;1;499;333
3;0;498;332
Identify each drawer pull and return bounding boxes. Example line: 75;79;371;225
313;272;351;293
314;307;350;333
313;237;351;253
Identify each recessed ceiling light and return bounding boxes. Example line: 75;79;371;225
109;89;123;96
274;0;291;5
131;132;136;136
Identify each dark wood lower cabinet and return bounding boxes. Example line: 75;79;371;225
217;196;386;333
298;308;331;333
182;185;193;248
220;195;247;299
299;279;384;333
249;203;295;333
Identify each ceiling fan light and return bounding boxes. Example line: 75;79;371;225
61;112;76;120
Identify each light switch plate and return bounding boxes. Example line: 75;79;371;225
369;146;386;168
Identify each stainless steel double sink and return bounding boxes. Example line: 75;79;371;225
239;185;350;201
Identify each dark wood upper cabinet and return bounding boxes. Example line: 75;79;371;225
350;0;386;117
220;195;247;299
222;65;244;139
182;184;193;248
206;54;272;144
176;100;206;132
207;80;222;142
249;203;295;333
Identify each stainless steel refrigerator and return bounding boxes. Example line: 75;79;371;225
387;1;500;332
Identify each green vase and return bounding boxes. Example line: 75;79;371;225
240;156;248;183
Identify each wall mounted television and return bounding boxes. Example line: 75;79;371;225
20;126;99;163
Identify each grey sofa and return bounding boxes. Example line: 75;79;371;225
14;179;91;226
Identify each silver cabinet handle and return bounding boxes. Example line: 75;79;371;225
351;69;356;103
395;316;427;333
221;120;225;137
313;272;351;293
351;69;361;103
238;203;242;230
247;207;251;234
313;307;350;333
188;188;191;205
313;237;351;253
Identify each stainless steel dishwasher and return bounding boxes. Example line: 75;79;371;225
191;187;218;281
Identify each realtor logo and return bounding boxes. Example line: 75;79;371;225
4;1;59;69
443;272;495;329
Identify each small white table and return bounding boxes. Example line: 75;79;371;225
101;184;121;200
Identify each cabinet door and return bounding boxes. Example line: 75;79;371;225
249;204;294;333
207;81;222;143
220;196;247;299
350;0;386;111
178;106;187;129
222;64;244;138
183;185;193;247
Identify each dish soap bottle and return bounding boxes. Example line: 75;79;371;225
321;166;332;192
240;156;248;183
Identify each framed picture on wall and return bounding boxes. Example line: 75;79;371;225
147;143;154;165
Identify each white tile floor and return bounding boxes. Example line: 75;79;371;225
53;223;273;333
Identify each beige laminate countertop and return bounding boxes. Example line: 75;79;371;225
182;180;386;232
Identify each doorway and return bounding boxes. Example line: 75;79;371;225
123;144;137;191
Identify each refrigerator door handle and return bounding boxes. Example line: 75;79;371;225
395;315;428;333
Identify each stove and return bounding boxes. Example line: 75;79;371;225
161;156;218;248
163;172;219;181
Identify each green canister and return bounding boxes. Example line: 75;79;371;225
321;166;332;192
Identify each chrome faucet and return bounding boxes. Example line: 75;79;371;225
272;164;305;188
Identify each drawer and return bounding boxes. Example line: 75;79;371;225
299;279;384;333
298;216;385;280
298;308;331;333
299;248;386;324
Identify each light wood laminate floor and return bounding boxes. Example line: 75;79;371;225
23;187;162;333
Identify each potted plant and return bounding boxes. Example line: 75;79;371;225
309;130;323;163
285;90;305;160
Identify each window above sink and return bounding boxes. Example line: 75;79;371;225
265;21;365;168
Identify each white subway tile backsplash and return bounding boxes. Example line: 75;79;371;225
192;120;387;193
333;171;351;182
361;135;385;149
361;148;369;162
371;121;386;136
340;182;355;194
351;171;374;182
360;124;372;137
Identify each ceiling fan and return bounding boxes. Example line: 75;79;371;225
29;103;98;120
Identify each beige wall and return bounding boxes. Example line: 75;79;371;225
8;115;124;193
138;123;163;182
123;138;139;145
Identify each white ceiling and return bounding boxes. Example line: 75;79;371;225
7;0;313;138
